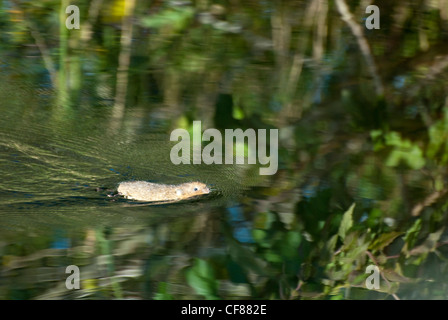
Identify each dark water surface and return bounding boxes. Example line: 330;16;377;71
0;93;245;226
0;80;255;299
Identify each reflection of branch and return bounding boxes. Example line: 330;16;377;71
407;55;448;99
335;0;384;96
10;1;57;87
424;55;448;81
28;25;58;87
113;0;136;121
412;189;447;216
80;0;104;45
275;0;320;123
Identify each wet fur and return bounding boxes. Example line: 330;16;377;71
117;181;210;202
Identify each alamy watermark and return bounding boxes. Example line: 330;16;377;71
365;265;380;290
65;265;80;289
170;121;279;175
65;5;80;30
64;4;380;30
365;5;380;30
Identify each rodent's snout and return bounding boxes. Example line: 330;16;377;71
188;182;211;195
199;185;211;194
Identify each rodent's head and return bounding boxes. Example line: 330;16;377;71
176;182;210;199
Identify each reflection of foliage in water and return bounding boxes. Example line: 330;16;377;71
0;0;448;299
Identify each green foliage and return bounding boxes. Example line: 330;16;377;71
369;231;403;252
338;203;354;240
154;282;174;300
428;108;448;164
371;130;425;169
185;258;220;300
141;7;194;34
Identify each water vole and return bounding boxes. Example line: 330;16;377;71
117;181;210;202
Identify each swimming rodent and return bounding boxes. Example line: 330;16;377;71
117;181;210;202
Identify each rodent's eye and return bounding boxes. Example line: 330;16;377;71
194;187;198;191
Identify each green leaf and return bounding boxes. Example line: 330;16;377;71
141;7;194;33
382;269;412;283
427;108;448;163
408;228;444;256
371;131;425;169
324;234;338;260
185;258;219;299
280;231;302;259
286;231;302;247
228;240;267;276
232;105;244;120
265;252;282;263
338;203;355;240
403;219;422;249
369;231;403;252
154;282;174;300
